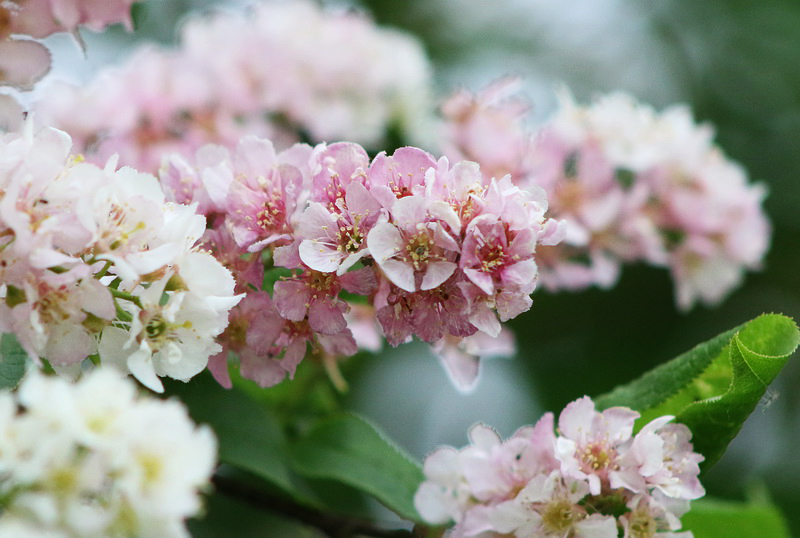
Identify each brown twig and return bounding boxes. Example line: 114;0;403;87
211;473;417;538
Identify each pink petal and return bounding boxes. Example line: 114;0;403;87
464;267;495;296
344;181;381;217
308;299;347;335
296;202;338;241
281;339;308;377
495;291;532;321
558;396;596;441
390;195;428;231
501;259;538;290
0;94;24;132
239;351;287;388
273;241;303;269
207;351;232;389
468;304;501;337
273;280;310;321
0;39;51;90
317;329;358;357
340;268;377;295
235;136;278;175
437;344;480;393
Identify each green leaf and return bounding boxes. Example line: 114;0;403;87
162;373;318;507
682;495;791;538
288;413;424;522
595;314;799;469
0;333;28;390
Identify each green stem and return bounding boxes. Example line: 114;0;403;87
110;288;143;310
93;260;113;280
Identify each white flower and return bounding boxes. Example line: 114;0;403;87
0;369;217;538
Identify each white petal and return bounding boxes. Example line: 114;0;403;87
367;222;403;263
421;261;456;290
299;240;342;272
380;259;416;292
127;345;164;393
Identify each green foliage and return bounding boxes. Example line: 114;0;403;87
289;414;425;522
166;374;424;523
595;314;799;468
683;494;791;538
163;373;319;507
0;333;28;390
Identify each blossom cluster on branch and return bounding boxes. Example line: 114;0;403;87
33;0;432;172
415;396;704;537
161;136;563;390
0;124;241;392
441;81;770;310
0;369;216;537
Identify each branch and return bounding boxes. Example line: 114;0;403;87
211;473;427;538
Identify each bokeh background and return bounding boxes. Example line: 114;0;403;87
32;0;800;534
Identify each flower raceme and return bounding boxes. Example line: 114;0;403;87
32;0;432;172
0;120;559;393
414;396;704;537
440;81;770;311
0;124;241;392
0;369;216;537
161;137;564;391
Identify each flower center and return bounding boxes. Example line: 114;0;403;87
540;499;578;534
628;508;657;538
479;243;507;273
581;441;615;472
405;232;433;271
256;192;286;232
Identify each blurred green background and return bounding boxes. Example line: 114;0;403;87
40;0;800;534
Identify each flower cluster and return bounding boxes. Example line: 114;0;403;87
0;0;138;89
0;369;216;538
33;0;432;172
415;396;704;537
162;136;562;390
0;124;241;392
440;82;770;310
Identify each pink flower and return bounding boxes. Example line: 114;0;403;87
367;195;459;293
614;417;705;501
208;291;284;388
273;268;375;335
219;137;310;252
310;142;371;208
460;213;539;297
555;396;640;495
440;77;536;186
415;398;705;536
376;277;475;346
367;146;437;210
486;471;618;538
297;182;383;274
429;329;516;392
